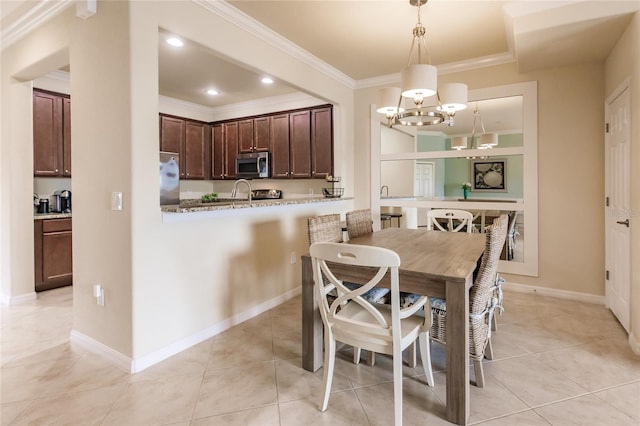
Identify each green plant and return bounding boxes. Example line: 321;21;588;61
201;192;218;203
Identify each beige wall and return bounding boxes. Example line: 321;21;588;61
605;12;640;350
1;0;355;363
356;61;606;297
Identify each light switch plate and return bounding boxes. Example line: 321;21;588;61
111;192;123;211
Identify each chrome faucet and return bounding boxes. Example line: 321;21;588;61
231;179;253;206
380;185;389;197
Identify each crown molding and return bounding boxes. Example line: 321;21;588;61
208;92;325;121
356;52;517;90
159;95;217;116
44;70;70;81
193;0;355;90
1;0;73;51
159;91;323;122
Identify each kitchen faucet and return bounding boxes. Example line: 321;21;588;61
231;179;252;206
380;185;389;197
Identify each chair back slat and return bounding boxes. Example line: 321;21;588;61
310;242;401;342
426;209;474;233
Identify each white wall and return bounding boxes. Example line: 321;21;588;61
356;61;606;297
1;0;355;367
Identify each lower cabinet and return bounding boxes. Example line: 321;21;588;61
34;218;72;292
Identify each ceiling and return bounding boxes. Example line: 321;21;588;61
3;0;638;130
156;0;637;107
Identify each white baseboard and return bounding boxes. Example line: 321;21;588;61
0;291;38;306
70;329;132;373
504;281;605;305
130;286;302;373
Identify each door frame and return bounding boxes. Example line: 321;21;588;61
604;78;631;332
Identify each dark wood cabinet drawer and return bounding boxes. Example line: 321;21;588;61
42;218;72;233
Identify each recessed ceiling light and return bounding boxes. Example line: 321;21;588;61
166;37;184;47
261;77;274;84
206;89;219;96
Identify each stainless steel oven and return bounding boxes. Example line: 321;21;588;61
236;152;270;179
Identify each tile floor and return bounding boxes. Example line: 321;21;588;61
1;286;639;425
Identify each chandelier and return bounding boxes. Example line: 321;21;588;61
377;0;468;127
451;102;498;155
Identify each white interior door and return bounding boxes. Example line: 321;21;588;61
414;162;434;198
605;84;631;332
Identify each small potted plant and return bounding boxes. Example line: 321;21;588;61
462;182;471;200
201;192;218;203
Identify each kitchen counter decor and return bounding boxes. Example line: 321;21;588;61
322;175;343;198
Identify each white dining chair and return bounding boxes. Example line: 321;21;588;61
426;209;474;233
310;242;434;426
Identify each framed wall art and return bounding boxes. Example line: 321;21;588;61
470;158;507;192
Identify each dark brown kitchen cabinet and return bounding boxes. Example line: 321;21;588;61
34;218;72;292
159;114;208;180
269;114;290;178
33;90;71;177
238;119;254;154
211;123;224;179
211;104;333;179
311;107;333;178
289;110;312;178
184;121;208;179
210;122;238;180
62;98;72;176
239;117;270;153
223;122;238;179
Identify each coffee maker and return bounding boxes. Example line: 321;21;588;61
54;189;72;213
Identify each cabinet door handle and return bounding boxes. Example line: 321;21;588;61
55;169;59;173
64;170;69;173
616;219;630;227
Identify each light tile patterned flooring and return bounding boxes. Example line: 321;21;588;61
1;286;639;425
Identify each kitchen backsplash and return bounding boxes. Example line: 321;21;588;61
179;178;327;200
34;177;71;199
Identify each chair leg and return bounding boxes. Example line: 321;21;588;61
407;341;417;368
353;347;361;364
484;337;494;360
491;312;498;331
321;331;336;412
366;350;376;366
393;344;403;426
473;358;485;388
419;333;434;387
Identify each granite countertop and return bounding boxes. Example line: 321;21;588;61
34;212;72;220
161;196;352;213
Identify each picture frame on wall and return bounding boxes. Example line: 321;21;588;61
470;158;507;192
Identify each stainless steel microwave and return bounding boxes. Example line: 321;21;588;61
236;152;270;179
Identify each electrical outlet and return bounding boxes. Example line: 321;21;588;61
290;251;297;264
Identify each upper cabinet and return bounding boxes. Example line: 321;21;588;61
214;104;333;179
210;121;239;180
159;114;209;180
310;107;333;179
33;90;71;177
238;117;270;154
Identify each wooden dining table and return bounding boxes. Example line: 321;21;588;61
301;227;486;425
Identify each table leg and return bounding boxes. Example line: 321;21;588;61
445;276;471;425
302;256;323;372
